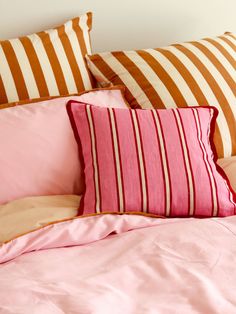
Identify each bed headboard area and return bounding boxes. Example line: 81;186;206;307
0;0;235;52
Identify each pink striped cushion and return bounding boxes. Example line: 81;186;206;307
67;103;236;217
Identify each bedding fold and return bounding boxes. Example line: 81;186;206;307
1;154;236;264
1;213;236;313
0;157;236;313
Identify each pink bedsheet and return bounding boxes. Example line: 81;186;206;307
1;214;236;313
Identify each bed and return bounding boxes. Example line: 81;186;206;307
0;157;236;314
0;7;236;314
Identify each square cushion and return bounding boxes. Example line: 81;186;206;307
0;12;94;104
68;103;236;217
0;87;128;205
86;33;236;158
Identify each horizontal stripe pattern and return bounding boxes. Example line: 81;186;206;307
87;33;236;158
0;12;94;104
69;103;236;217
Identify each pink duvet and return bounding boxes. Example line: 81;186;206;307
1;213;236;313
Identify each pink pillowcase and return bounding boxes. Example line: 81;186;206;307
68;103;236;217
0;88;128;205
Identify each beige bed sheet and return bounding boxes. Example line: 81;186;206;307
218;156;236;192
0;195;80;243
0;156;235;244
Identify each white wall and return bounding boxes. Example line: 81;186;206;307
0;0;235;52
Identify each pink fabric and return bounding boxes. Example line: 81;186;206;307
68;104;236;217
0;89;128;205
1;214;236;313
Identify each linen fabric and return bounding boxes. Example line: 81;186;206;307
0;87;128;205
0;12;94;104
0;195;80;244
86;33;236;158
68;103;236;217
2;214;236;313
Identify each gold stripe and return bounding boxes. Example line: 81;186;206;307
191;41;236;97
137;50;187;107
58;24;85;92
37;31;68;95
204;38;236;70
174;44;236;156
157;47;224;157
0;75;8;104
218;35;236;52
1;40;29;101
72;17;94;87
89;54;141;108
114;51;165;108
20;36;49;97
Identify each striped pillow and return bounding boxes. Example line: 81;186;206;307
67;103;236;218
86;33;236;158
0;12;94;104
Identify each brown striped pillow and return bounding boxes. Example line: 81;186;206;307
0;12;94;104
86;33;236;158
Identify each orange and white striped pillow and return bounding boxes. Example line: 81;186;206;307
86;33;236;158
0;12;94;104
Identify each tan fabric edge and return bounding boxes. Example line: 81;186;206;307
2;211;165;246
0;85;130;110
0;195;81;244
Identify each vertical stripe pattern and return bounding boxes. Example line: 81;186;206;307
69;103;236;218
172;109;195;216
151;110;171;216
130;110;148;212
192;108;218;216
87;32;236;158
86;106;101;213
0;12;93;104
108;108;125;212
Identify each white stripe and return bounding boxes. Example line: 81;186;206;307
100;52;152;109
10;38;40;99
0;46;19;102
192;108;218;215
45;29;77;94
152;110;171;216
222;35;236;47
64;20;92;90
166;45;232;157
125;51;177;108
86;106;100;213
183;42;236;120
201;39;236;75
86;56;112;87
173;109;194;215
216;36;236;57
109;108;124;212
131;110;147;212
79;13;92;54
147;49;198;106
27;33;59;96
